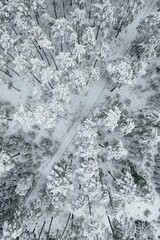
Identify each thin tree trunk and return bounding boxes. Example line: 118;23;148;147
6;65;20;76
95;25;100;40
71;214;74;230
11;26;18;36
107;216;114;235
70;0;72;6
86;77;90;86
33;41;45;61
89;10;91;19
48;29;52;43
0;46;14;60
60;213;71;239
38;221;46;240
87;196;92;216
41;48;51;66
89;0;93;19
0;69;12;78
30;71;41;84
50;52;58;70
93;59;98;68
92;19;96;27
115;20;124;38
11;153;20;158
49;82;53;89
108;171;116;181
7;51;15;60
108;191;113;209
35;39;42;50
61;41;63;52
35;12;40;26
63;1;66;18
10;84;21;92
7;52;14;60
110;82;118;92
47;217;53;240
87;195;92;224
77;29;80;44
11;26;23;44
32;222;37;233
99;143;104;148
53;2;58;19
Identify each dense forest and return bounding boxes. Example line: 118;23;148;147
0;0;160;239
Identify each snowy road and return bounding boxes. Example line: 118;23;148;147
24;0;157;206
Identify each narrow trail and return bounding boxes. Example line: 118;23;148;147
24;0;157;206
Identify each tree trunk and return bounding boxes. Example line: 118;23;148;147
99;143;104;148
7;51;14;60
6;65;20;76
86;76;90;86
11;26;23;44
0;46;14;60
89;0;93;19
70;0;72;6
41;48;51;66
108;191;113;209
115;20;124;38
47;217;53;240
87;195;92;224
108;171;116;181
71;214;74;230
32;41;45;61
92;19;96;27
110;82;118;92
0;69;12;78
11;25;18;35
61;41;63;52
107;216;114;235
61;213;71;239
63;1;66;18
49;82;53;89
35;39;42;50
95;25;100;40
50;52;58;70
35;12;40;26
11;85;21;92
38;221;46;240
11;153;20;158
53;2;58;19
30;71;41;84
89;10;91;20
32;222;37;233
93;59;98;68
77;29;80;44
